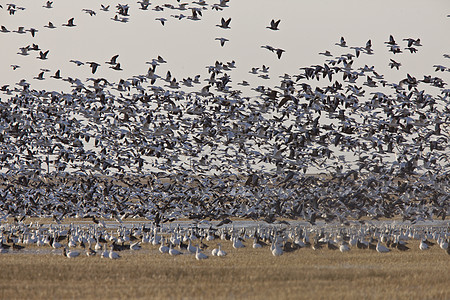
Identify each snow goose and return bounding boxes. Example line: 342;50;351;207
44;22;56;29
271;240;283;256
216;17;231;29
63;248;80;258
217;244;227;257
159;238;169;254
169;243;181;256
266;19;280;30
187;240;197;253
215;37;229;47
339;241;350;252
130;241;141;251
13;27;26;34
50;236;63;249
232;236;245;249
37;50;49;60
419;239;429;250
109;248;120;259
195;246;208;260
376;241;390;253
86;247;96;256
155;18;167;26
439;238;448;250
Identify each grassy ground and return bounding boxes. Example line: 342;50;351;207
0;239;448;299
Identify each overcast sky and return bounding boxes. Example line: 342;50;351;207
1;0;449;93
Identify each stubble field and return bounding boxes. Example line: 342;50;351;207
0;238;448;300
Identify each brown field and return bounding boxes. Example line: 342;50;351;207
0;239;449;300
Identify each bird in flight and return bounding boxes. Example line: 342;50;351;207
62;18;76;27
267;19;281;30
217;17;231;29
215;37;229;47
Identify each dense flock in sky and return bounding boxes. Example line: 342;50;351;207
0;1;448;224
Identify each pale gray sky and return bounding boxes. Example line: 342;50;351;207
1;0;449;93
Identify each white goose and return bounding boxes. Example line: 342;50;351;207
339;241;350;252
169;243;181;256
195;246;208;260
271;239;283;256
232;236;245;249
217;244;227;257
109;246;120;259
376;241;390;253
159;238;169;254
187;240;197;254
419;239;429;250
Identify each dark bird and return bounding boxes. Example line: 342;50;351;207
267;19;281;30
110;63;122;71
87;62;100;74
276;48;285;59
50;70;62;79
105;55;119;65
62;18;76;27
217;17;231;29
37;50;49;60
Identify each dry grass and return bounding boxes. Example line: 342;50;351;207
0;239;449;300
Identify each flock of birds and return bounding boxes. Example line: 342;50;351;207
0;0;449;247
0;220;449;258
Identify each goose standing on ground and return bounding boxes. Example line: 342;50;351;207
376;241;390;253
159;238;169;254
271;239;283;256
63;247;80;258
169;243;181;256
50;236;62;249
232;236;245;249
187;240;197;253
109;246;120;259
130;241;141;250
419;239;429;250
195;246;208;260
217;244;227;257
43;1;53;9
339;241;350;252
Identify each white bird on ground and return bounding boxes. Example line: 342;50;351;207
419;239;429;250
271;240;283;256
169;243;181;256
232;236;245;249
63;248;80;258
376;241;390;253
109;247;120;259
339;241;350;252
195;246;208;260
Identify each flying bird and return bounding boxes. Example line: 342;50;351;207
217;17;231;29
37;50;49;60
62;18;76;27
215;37;229;47
267;19;281;30
87;62;101;74
335;37;347;47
